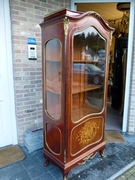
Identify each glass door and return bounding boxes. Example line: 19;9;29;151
45;38;62;120
72;27;107;123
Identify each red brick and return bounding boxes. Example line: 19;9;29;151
23;68;36;71
16;97;31;102
34;6;46;11
14;77;22;80
27;0;40;6
14;68;21;72
25;116;38;121
16;102;24;107
49;0;59;6
14;50;22;53
30;72;41;75
15;63;28;67
20;2;33;9
31;80;42;84
12;20;20;25
11;5;26;12
24;100;36;105
15;59;22;62
38;115;43;118
16;89;29;94
37;84;42;88
12;40;21;44
12;35;26;40
17;111;24;114
36;68;42;71
18;113;31;119
12;10;19;15
24;92;36;97
17;105;31;111
16;94;23;98
24;85;36;88
23;76;36;80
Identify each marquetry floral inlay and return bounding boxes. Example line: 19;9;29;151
76;121;99;145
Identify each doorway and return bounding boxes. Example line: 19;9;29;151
70;0;134;132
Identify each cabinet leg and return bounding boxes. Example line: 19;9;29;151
63;175;68;180
99;149;105;157
44;159;50;167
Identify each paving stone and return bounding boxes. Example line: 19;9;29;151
0;169;9;180
129;166;135;175
34;172;55;180
49;167;63;180
0;133;135;180
8;169;31;180
116;176;127;180
27;163;48;179
4;162;24;176
22;155;41;169
127;176;135;180
123;171;132;178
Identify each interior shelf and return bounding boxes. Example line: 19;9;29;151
47;103;101;122
71;104;101;122
72;85;102;94
46;84;103;95
73;60;103;63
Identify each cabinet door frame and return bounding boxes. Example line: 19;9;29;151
70;0;135;133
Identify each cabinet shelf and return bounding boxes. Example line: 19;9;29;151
73;60;103;63
47;104;100;123
72;104;100;122
46;84;102;95
72;85;102;94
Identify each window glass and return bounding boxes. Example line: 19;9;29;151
45;39;62;120
72;27;106;122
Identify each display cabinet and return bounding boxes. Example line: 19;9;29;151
40;9;114;180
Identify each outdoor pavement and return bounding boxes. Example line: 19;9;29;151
0;132;135;180
116;165;135;180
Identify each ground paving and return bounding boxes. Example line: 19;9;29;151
0;132;135;180
116;165;135;180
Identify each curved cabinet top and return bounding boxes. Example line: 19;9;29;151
40;8;114;32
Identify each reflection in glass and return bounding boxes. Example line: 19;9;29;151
74;27;106;61
45;39;62;120
72;27;106;122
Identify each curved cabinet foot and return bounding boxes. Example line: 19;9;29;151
99;149;105;157
63;175;67;180
44;159;50;167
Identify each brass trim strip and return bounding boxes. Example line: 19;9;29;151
63;17;69;39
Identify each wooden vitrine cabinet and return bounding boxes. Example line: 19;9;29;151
40;9;114;180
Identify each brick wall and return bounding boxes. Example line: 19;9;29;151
10;0;70;144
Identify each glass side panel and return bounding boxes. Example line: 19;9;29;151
72;27;106;123
45;39;62;120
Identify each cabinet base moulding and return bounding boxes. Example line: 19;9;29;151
43;141;105;179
